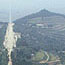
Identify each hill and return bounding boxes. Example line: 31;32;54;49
12;9;65;65
14;9;65;23
13;9;65;51
0;9;65;65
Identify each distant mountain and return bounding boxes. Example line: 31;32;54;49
13;9;65;51
12;9;65;65
14;9;65;23
22;9;65;18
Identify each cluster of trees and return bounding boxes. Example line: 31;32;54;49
0;49;8;65
58;52;65;65
11;47;48;65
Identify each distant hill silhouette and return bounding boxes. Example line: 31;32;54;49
14;9;65;23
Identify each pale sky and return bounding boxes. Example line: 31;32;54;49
0;0;65;21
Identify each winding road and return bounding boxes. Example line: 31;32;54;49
39;51;49;63
39;51;60;64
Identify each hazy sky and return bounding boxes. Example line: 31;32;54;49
0;0;65;19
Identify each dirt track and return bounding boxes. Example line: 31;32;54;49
39;51;49;63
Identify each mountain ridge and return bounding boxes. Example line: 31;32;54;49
14;9;65;23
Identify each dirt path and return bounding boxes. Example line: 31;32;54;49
39;51;49;63
39;51;61;64
47;60;60;64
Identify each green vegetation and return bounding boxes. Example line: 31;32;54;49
0;49;8;65
32;50;45;62
0;10;65;65
49;53;57;61
0;23;8;65
58;52;65;65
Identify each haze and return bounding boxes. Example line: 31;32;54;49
0;0;65;21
